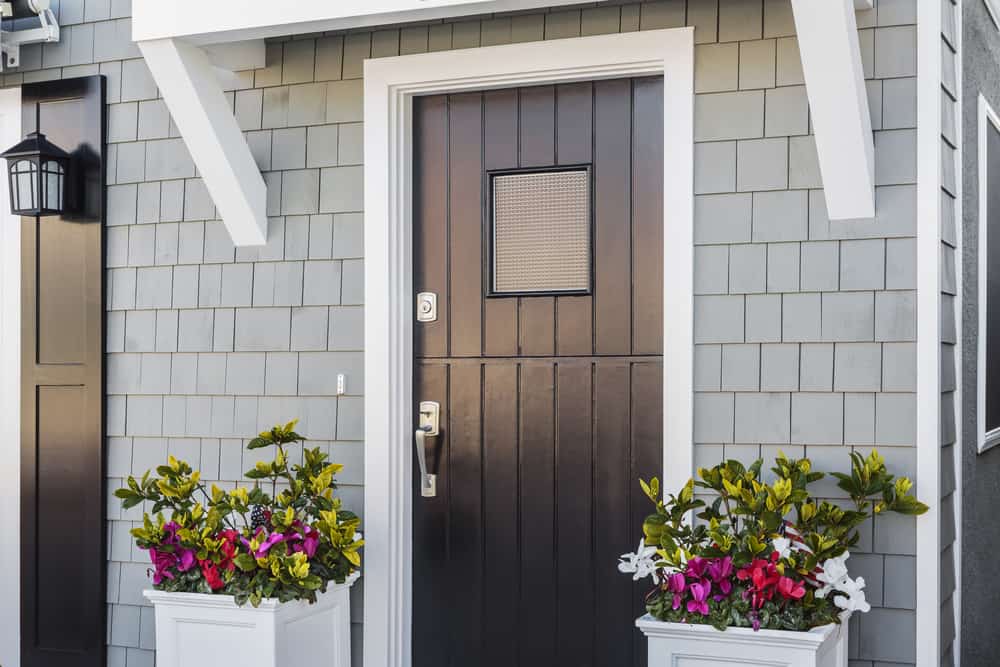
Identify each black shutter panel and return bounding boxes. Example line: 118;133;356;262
21;76;106;667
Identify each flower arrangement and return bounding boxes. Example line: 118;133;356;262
115;421;363;607
619;450;927;632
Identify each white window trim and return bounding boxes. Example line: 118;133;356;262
978;94;1000;453
0;85;21;667
361;28;694;667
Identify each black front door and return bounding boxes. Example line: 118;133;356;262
412;78;664;667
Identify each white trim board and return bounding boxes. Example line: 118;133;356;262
979;94;1000;454
915;0;944;663
133;0;596;44
0;85;21;667
362;27;694;667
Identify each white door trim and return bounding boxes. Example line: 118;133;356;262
362;27;694;667
0;85;22;667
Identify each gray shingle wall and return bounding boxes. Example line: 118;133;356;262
1;1;924;665
940;1;959;665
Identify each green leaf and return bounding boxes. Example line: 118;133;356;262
247;437;270;450
234;553;257;572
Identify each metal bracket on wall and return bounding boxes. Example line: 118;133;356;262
0;1;59;70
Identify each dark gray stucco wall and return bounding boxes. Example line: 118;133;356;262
962;2;1000;663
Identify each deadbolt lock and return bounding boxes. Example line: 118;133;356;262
416;292;437;323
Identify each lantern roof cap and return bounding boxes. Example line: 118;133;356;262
0;131;71;161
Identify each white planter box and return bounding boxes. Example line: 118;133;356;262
637;612;849;667
144;572;359;667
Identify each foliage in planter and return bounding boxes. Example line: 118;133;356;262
619;450;927;632
115;420;363;607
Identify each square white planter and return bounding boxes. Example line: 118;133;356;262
144;572;359;667
637;612;849;667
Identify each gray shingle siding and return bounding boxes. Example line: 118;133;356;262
940;1;960;664
0;1;928;665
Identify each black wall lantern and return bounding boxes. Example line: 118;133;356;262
0;130;70;216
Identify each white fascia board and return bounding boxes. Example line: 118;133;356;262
791;0;876;220
133;0;594;44
139;38;267;245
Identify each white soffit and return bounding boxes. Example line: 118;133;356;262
791;0;876;220
133;0;595;44
139;38;268;245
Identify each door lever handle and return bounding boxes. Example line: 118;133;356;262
414;427;436;497
415;401;440;497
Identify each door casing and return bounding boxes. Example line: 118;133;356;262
0;84;21;667
361;28;695;667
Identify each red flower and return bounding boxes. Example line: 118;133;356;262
200;559;224;590
736;555;782;610
217;529;241;571
776;576;806;600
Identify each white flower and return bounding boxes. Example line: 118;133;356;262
832;576;870;613
814;553;870;614
618;539;658;581
772;537;792;560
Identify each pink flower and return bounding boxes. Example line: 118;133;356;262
707;556;733;599
177;548;197;572
686;581;711;616
149;548;177;585
666;572;686;610
242;528;286;559
685;557;708;580
777;576;806;600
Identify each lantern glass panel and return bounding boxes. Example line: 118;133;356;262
41;159;63;212
10;159;37;213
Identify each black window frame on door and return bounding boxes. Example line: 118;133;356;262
483;163;595;299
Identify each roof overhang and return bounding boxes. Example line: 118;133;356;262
132;0;877;245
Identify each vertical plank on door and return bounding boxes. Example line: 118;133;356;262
593;79;633;355
483;90;519;356
517;86;556;356
555;362;594;667
630;361;663;667
449;93;485;357
518;362;557;664
447;362;485;663
555;82;595;356
413;95;450;358
411;362;450;667
593;361;633;667
482;363;519;667
631;78;665;356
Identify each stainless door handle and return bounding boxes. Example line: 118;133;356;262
414;427;436;497
415;401;440;497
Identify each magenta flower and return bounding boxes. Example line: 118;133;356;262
686;580;712;616
162;522;181;545
242;529;286;559
685;556;708;580
149;548;177;584
177;548;197;572
708;556;734;599
666;572;686;610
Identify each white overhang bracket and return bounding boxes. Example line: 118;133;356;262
138;37;267;245
791;0;876;220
